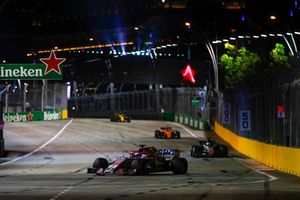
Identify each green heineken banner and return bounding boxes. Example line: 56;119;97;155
0;51;65;80
3;110;63;122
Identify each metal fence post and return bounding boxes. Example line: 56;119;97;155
41;84;44;111
0;84;11;157
0;93;4;157
109;83;115;111
53;83;57;110
41;80;47;111
155;84;160;112
5;84;11;113
23;83;29;112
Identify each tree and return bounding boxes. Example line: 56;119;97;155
269;43;290;68
219;43;261;89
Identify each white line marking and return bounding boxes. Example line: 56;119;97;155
0;119;73;166
0;186;70;189
50;186;73;200
170;122;199;139
171;121;278;185
207;160;277;186
222;158;278;185
247;163;277;182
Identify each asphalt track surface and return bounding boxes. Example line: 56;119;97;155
0;119;300;200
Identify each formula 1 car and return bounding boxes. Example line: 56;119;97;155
87;145;188;175
154;126;181;139
110;112;131;122
191;139;228;157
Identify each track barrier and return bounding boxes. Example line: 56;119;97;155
215;122;300;177
3;109;68;122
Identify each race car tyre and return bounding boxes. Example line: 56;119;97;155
87;167;97;174
111;116;118;122
125;116;131;122
131;159;149;175
155;131;160;138
221;145;229;157
175;131;181;139
171;158;188;174
93;158;109;169
190;146;196;157
213;145;228;157
171;132;177;139
190;146;204;157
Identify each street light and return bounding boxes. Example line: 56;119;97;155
184;21;220;123
185;22;191;29
184;22;219;92
269;15;298;55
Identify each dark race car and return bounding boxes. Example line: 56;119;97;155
191;139;228;157
87;145;188;175
110;112;131;122
154;126;181;139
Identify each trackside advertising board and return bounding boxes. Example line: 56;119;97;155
0;51;65;80
3;110;65;122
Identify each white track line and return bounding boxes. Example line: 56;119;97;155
0;119;73;166
171;121;278;184
236;158;278;182
170;122;199;139
214;163;278;186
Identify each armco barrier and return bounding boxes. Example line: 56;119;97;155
215;122;300;177
180;114;184;123
184;115;189;125
174;113;207;131
162;112;175;121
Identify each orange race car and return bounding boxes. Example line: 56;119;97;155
154;126;181;139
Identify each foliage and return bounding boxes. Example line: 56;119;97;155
219;43;261;89
269;43;290;68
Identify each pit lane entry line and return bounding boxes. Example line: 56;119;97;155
0;119;73;166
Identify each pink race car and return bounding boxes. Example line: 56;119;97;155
87;145;188;175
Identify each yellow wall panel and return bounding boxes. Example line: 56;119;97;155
215;122;300;177
62;109;68;120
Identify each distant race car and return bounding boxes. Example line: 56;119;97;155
87;145;188;175
110;112;131;122
191;139;228;157
154;126;181;139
